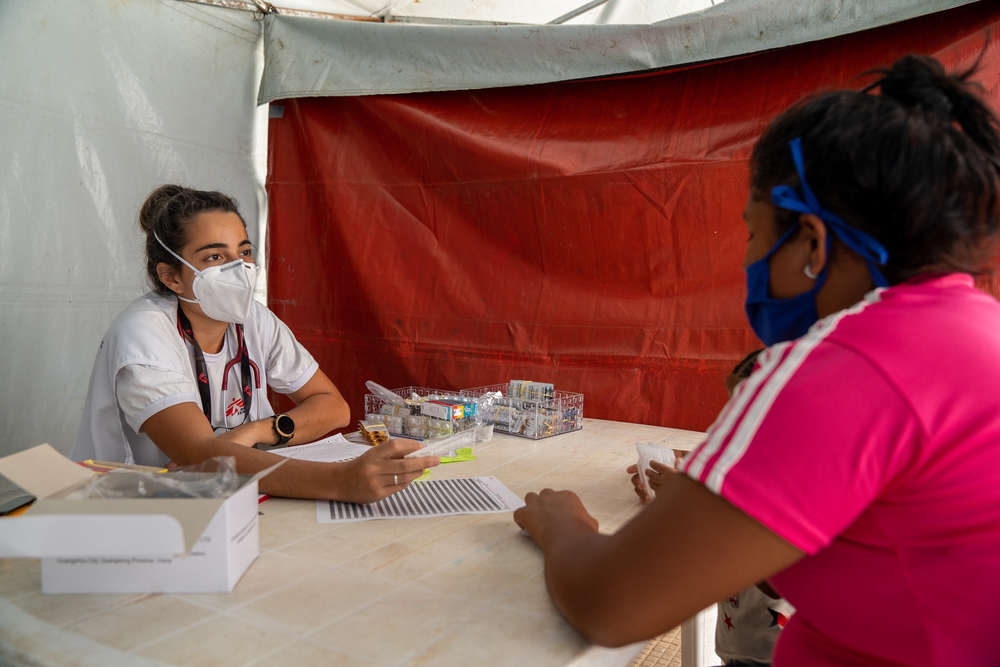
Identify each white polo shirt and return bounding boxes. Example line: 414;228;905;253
71;292;318;466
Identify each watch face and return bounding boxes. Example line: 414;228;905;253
275;414;295;437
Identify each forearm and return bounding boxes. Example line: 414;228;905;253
263;369;351;446
170;434;350;500
540;518;680;647
518;476;805;648
538;522;626;644
283;391;350;444
220;392;350;448
258;456;351;501
144;402;416;502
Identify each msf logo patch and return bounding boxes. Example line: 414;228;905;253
226;397;245;417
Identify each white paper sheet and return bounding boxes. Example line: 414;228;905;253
315;476;524;523
269;434;371;463
635;442;676;500
259;435;372;500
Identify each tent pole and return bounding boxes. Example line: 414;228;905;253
547;0;614;25
172;0;383;22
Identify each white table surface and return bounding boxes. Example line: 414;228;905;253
0;419;706;667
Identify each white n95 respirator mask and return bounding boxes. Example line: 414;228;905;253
155;232;258;324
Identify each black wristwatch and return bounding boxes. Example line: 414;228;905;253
272;413;295;446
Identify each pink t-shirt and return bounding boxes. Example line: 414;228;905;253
681;273;1000;666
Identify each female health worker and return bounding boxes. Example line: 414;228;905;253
72;185;437;502
513;53;1000;665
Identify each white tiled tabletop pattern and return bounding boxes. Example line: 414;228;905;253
0;419;706;667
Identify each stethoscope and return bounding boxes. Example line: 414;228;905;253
176;308;261;431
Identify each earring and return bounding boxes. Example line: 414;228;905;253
804;265;818;280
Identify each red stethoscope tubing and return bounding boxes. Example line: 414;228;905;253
175;315;261;427
175;316;261;391
221;325;261;392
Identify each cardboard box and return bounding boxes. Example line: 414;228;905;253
420;400;462;421
0;444;281;594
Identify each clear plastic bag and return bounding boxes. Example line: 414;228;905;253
365;380;407;407
64;457;241;500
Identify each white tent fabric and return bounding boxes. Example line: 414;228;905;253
258;0;976;102
0;0;267;458
271;0;720;25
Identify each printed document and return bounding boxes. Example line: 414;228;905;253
316;476;523;523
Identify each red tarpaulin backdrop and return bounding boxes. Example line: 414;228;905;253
266;2;1000;432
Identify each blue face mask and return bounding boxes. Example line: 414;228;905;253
744;138;890;347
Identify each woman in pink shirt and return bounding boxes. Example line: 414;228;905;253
513;54;1000;666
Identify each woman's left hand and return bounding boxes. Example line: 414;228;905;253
514;488;599;547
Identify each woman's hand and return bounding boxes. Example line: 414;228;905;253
646;460;679;495
626;464;651;503
627;450;687;503
336;438;439;504
514;488;599;548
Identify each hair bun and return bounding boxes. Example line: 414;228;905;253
871;51;1000;161
875;54;957;124
138;184;186;235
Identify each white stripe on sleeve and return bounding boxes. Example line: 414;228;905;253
696;291;883;494
682;344;788;481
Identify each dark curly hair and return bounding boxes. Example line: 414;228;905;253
750;53;1000;284
726;349;764;396
138;185;247;296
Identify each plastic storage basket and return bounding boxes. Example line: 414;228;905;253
363;386;490;440
460;384;584;440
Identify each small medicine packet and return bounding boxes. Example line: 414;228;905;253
359;419;390;446
635;442;676;500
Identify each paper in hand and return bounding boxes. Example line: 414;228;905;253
635;442;676;500
270;434;370;463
